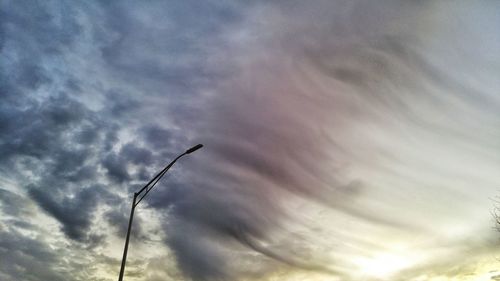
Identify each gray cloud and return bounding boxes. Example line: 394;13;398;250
120;143;154;166
28;185;112;242
102;153;131;183
0;228;67;281
1;0;499;281
0;189;35;217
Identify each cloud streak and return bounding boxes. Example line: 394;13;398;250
0;0;499;281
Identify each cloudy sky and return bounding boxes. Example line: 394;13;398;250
1;1;500;280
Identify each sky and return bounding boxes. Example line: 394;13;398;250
1;1;500;281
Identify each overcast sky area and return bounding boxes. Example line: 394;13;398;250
1;1;500;281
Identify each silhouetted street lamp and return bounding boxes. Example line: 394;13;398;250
117;144;203;281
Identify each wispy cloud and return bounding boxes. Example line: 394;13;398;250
0;0;499;280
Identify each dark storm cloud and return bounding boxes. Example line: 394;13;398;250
140;125;177;150
105;90;141;118
1;5;124;269
1;0;253;279
28;185;114;242
167;223;227;281
102;153;131;183
120;143;153;165
0;91;117;194
0;0;136;250
144;177;188;209
0;1;81;100
0;93;91;165
96;0;243;92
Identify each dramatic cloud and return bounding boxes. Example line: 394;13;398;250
1;1;499;281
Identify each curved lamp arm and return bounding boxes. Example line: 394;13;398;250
134;144;203;206
117;143;203;281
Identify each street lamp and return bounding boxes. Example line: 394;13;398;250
117;144;203;281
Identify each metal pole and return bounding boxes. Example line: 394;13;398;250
118;193;137;281
116;144;203;280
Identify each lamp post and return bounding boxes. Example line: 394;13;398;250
117;144;203;281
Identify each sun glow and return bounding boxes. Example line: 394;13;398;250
355;253;415;279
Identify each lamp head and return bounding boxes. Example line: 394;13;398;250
185;144;203;154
